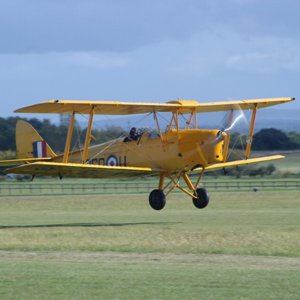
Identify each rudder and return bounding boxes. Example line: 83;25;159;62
16;120;56;159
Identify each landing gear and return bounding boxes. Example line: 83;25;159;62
149;189;166;210
149;172;209;210
193;187;209;209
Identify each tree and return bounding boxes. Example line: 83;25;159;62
0;117;21;150
0;117;127;153
252;128;299;150
288;131;300;145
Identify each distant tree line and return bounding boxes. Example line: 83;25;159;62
230;129;300;151
0;117;300;154
206;163;277;178
0;117;126;154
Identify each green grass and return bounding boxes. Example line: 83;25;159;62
258;150;300;173
0;191;300;299
1;253;300;300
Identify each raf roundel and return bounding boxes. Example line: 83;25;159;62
106;155;118;166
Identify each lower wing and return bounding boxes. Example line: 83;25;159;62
191;155;284;173
3;155;284;178
4;162;158;178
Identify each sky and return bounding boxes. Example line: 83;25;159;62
0;0;300;119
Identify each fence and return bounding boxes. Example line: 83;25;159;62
0;179;299;197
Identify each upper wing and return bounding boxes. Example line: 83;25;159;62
4;162;158;178
192;97;294;113
15;97;294;115
191;155;285;173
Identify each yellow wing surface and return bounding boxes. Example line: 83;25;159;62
192;155;285;173
4;162;156;178
4;155;284;178
15;97;294;115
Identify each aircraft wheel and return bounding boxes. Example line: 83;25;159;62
149;189;166;210
193;187;209;209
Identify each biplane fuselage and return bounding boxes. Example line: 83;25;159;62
57;129;224;174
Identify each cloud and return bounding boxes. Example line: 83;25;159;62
225;36;300;73
0;51;129;80
1;28;300;84
66;52;129;69
0;0;209;54
1;18;300;117
135;31;300;75
2;0;300;55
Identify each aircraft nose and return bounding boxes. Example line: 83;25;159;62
215;130;227;143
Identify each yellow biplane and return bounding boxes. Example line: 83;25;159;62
0;97;295;210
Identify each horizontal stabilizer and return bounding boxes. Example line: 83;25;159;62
4;162;157;178
0;157;52;166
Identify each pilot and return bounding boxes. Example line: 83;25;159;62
129;127;139;141
124;127;140;142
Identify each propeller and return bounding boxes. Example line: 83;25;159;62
203;106;249;146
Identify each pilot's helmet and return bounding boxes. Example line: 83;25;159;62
130;127;137;135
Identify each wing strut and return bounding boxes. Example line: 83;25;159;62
245;105;257;159
153;112;165;146
223;109;234;162
82;106;95;162
63;112;76;163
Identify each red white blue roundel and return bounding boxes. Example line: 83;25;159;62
106;155;118;166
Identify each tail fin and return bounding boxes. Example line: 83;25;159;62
16;120;56;159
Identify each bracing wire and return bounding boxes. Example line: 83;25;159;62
75;112;159;167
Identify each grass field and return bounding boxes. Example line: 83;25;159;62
0;191;300;299
259;150;300;174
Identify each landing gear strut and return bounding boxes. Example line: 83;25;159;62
149;172;209;210
149;189;166;210
193;187;209;209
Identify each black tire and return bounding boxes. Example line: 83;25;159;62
149;189;166;210
193;187;209;209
